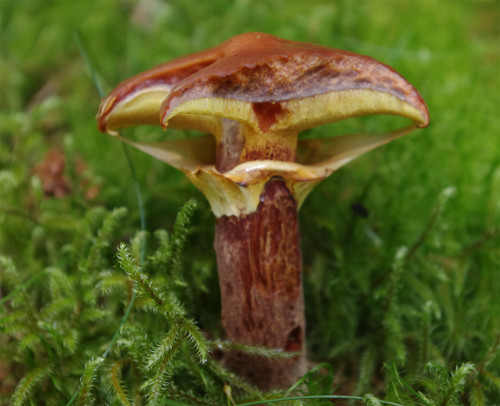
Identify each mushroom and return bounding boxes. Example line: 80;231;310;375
97;32;429;389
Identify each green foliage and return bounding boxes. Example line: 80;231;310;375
10;365;52;406
1;0;500;404
362;394;382;406
0;204;129;404
78;357;105;406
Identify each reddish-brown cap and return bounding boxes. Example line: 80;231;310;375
98;32;429;135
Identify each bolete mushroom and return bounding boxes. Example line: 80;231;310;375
97;32;429;389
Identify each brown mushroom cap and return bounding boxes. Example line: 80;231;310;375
97;47;223;133
161;33;429;133
97;33;429;216
98;32;429;135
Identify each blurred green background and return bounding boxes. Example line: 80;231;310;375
1;0;499;404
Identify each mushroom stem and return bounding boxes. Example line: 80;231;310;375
212;120;306;389
214;177;307;389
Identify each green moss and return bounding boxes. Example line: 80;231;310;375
1;0;499;404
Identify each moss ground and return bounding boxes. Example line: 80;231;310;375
1;0;499;404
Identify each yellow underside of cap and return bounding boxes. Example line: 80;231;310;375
164;89;427;133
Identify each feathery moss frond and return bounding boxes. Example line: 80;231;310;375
207;360;261;397
143;339;183;406
363;394;382;406
110;358;135;406
150;199;198;286
178;318;209;364
10;364;52;406
146;328;180;371
423;361;478;406
77;356;104;406
86;207;128;273
216;341;301;361
442;363;477;405
117;243;166;308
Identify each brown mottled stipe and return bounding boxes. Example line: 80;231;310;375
214;178;306;389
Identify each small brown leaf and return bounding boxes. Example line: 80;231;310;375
34;148;70;198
